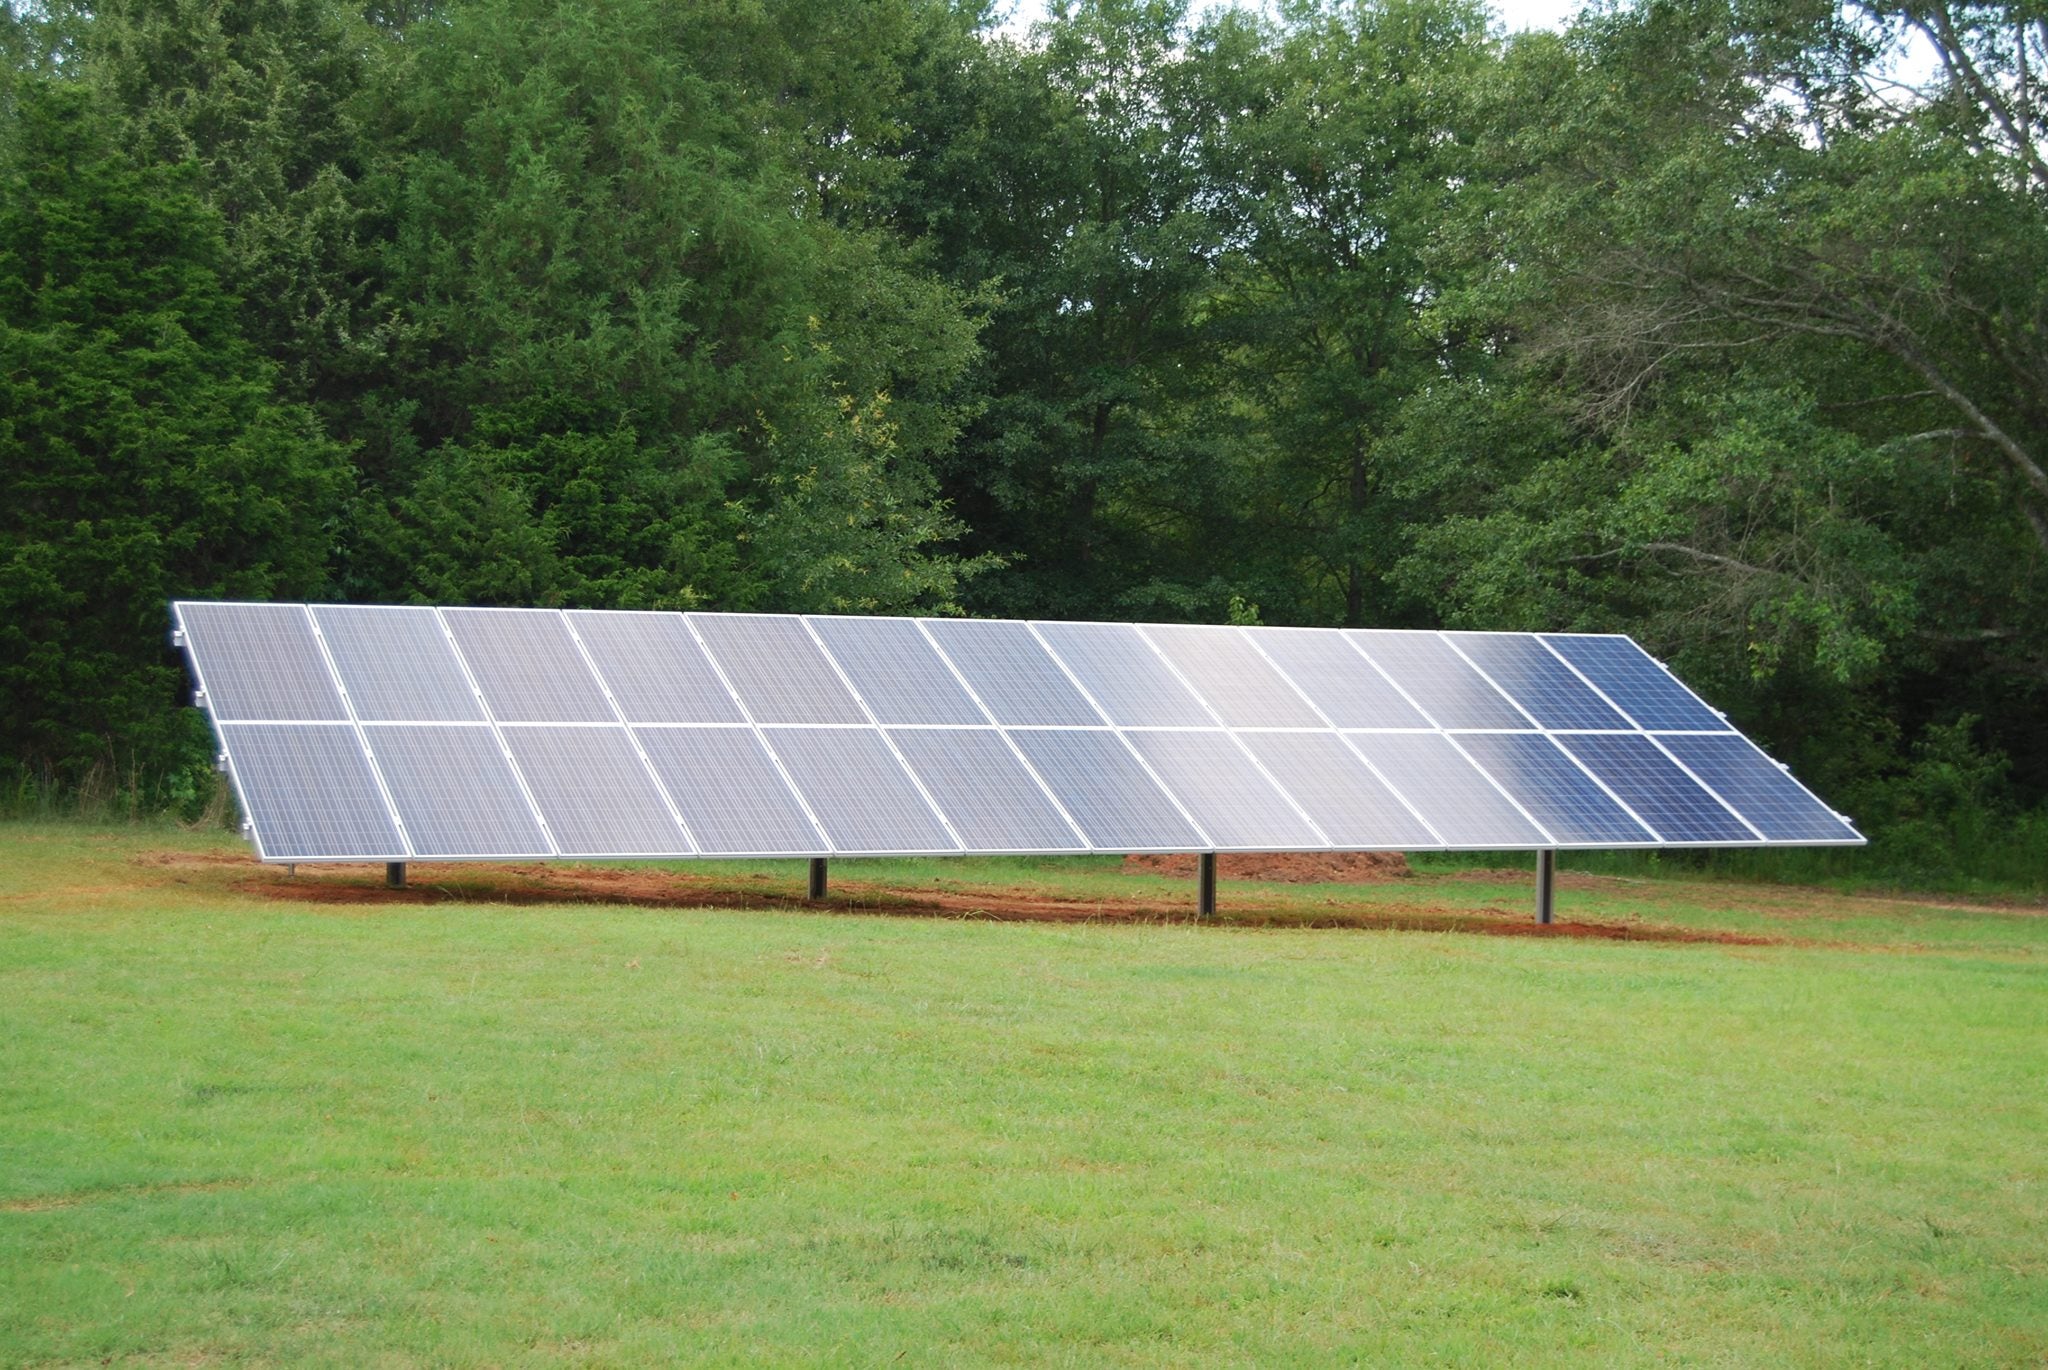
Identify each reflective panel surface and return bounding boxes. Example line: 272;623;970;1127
221;723;402;859
1010;730;1205;851
1542;635;1731;732
809;617;986;725
568;611;743;724
1454;732;1656;844
179;603;347;721
313;605;482;723
890;728;1087;850
502;726;690;856
442;608;613;723
689;614;868;724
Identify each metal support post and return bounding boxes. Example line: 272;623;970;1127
808;857;828;900
1535;849;1555;925
386;861;406;889
1197;852;1217;919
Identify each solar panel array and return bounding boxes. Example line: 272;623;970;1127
173;603;1864;862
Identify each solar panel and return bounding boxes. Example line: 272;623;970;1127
176;601;1863;864
1123;731;1323;849
442;608;614;723
1542;635;1731;732
311;605;482;722
219;723;403;859
363;724;550;857
920;619;1102;726
1443;633;1631;731
566;611;743;724
1655;735;1857;841
888;728;1087;851
1553;733;1757;844
1032;622;1215;727
1249;629;1432;729
808;617;986;725
688;614;868;724
1237;731;1440;849
636;728;825;855
1140;625;1326;728
178;603;347;721
1009;730;1206;851
1345;732;1551;847
1452;732;1655;845
761;727;957;852
501;727;690;856
1347;632;1534;730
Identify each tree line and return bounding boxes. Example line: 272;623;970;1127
3;0;2043;882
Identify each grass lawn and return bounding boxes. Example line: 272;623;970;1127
2;823;2043;1365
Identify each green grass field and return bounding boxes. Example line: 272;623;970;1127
3;824;2044;1365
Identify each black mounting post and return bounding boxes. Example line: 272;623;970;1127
1197;852;1217;919
1535;849;1555;925
386;861;406;889
808;857;828;900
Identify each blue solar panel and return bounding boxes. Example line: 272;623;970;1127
178;603;347;722
1237;732;1440;849
921;619;1103;726
1542;635;1730;731
1656;735;1857;841
1140;625;1326;728
1249;629;1432;728
501;726;691;856
1124;731;1323;849
313;605;482;723
442;608;614;724
762;728;957;852
1454;733;1656;844
890;728;1087;851
637;728;824;855
808;617;986;725
220;723;403;859
1010;730;1205;851
1033;622;1215;726
1444;633;1631;730
567;611;744;724
1346;732;1550;846
1348;632;1533;730
1553;734;1756;844
364;724;550;857
689;614;868;725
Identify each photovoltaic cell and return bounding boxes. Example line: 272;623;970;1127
889;728;1086;851
441;608;613;723
1555;733;1756;844
177;603;346;721
1238;732;1440;849
1124;731;1323;849
1249;629;1431;729
311;604;482;723
1443;633;1631;731
1453;732;1655;844
567;611;743;724
637;729;824;855
1347;632;1534;730
502;727;690;856
920;619;1102;726
220;723;402;859
1032;622;1216;727
1655;735;1858;841
1140;625;1325;728
364;724;550;857
1010;730;1205;851
689;615;867;725
1542;635;1730;732
1346;732;1550;846
762;728;956;852
808;617;985;725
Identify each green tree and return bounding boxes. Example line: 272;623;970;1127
0;83;349;788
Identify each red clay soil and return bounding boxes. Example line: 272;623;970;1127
1122;850;1411;882
146;853;1779;946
